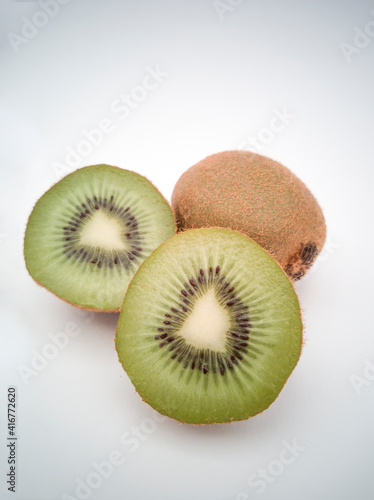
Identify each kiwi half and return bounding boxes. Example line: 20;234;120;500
171;150;326;281
116;228;302;424
24;165;176;311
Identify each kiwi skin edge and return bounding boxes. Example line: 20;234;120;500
26;276;122;313
23;165;176;312
116;227;304;425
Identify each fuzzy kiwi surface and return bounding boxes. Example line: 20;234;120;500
171;151;326;281
116;228;302;424
24;165;176;311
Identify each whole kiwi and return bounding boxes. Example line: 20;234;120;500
171;151;326;281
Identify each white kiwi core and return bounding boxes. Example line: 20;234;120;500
80;211;126;250
178;288;229;352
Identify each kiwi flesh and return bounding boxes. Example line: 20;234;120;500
24;165;176;311
171;150;326;281
115;228;302;424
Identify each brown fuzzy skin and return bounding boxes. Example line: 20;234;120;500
172;151;326;280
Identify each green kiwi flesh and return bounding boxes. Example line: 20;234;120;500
115;228;302;424
24;165;176;311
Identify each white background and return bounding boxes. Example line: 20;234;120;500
1;1;374;499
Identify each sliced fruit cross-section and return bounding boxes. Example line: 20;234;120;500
116;228;303;424
24;165;176;311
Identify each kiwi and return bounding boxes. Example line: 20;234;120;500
171;151;326;281
24;165;176;311
115;228;302;424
